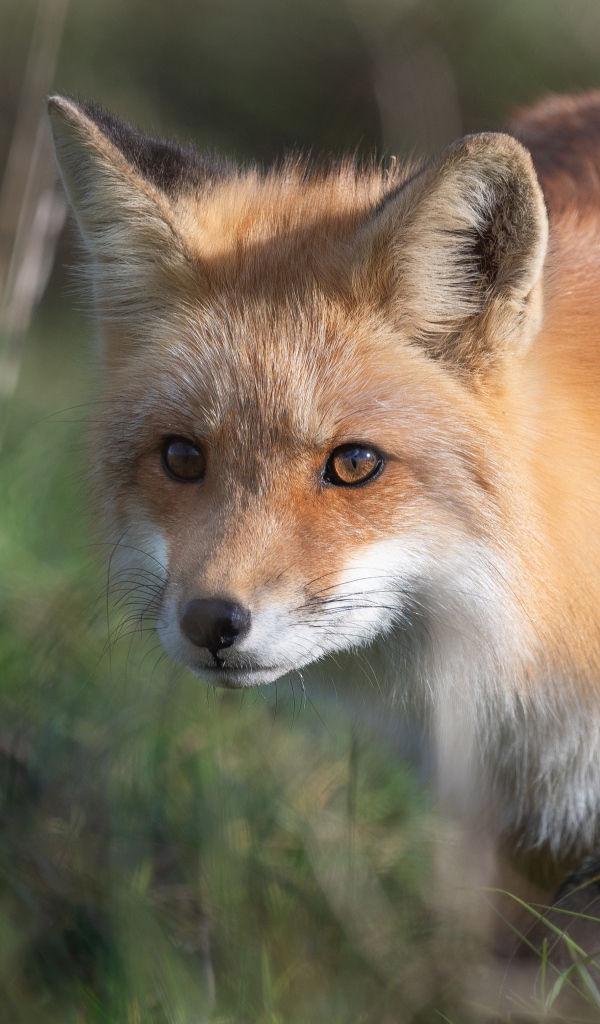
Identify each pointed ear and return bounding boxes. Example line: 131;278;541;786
48;96;199;350
355;133;548;374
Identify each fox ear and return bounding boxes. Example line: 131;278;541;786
48;96;201;353
356;133;548;374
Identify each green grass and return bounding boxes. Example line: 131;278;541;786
2;309;600;1023
0;311;460;1022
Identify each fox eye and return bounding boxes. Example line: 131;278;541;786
162;437;206;482
324;444;383;487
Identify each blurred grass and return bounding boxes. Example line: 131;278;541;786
5;0;600;1018
0;306;466;1023
7;0;600;170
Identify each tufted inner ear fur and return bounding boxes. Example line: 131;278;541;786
354;133;549;374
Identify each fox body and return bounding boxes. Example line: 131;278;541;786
49;92;600;885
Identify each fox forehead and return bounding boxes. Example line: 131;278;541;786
103;290;484;488
170;162;394;264
113;167;423;452
109;295;410;446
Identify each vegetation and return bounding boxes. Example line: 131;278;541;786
4;0;600;1019
0;313;460;1022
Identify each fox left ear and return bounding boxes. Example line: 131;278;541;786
355;133;548;374
48;96;202;358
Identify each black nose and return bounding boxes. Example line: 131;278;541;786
180;598;251;654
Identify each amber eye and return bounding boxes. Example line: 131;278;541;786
162;437;206;482
324;444;383;487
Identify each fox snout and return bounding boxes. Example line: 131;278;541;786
179;598;251;654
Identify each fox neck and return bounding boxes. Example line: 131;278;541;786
364;556;600;870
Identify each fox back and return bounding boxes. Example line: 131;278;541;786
49;91;600;882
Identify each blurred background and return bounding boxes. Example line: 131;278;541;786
2;1;600;1021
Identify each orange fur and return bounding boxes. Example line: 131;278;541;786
48;91;600;887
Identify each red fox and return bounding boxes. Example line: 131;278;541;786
48;91;600;898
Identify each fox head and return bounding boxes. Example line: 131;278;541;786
48;96;548;693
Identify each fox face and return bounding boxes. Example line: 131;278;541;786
49;97;547;693
99;297;502;689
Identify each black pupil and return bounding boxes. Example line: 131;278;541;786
328;445;381;485
345;449;375;473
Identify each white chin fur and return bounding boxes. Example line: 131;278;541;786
192;665;291;688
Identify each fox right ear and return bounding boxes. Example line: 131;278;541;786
353;133;548;376
48;96;199;349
